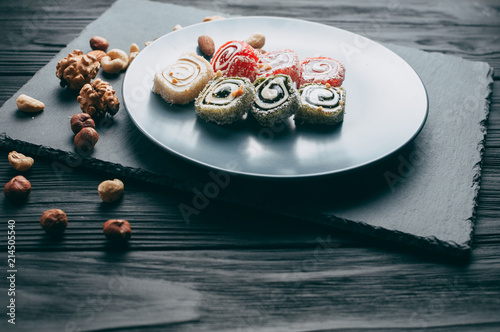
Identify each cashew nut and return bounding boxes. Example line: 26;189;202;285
8;151;34;171
16;94;44;113
101;48;128;74
128;43;140;66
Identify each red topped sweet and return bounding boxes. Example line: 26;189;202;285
211;40;259;81
299;57;345;87
256;49;301;84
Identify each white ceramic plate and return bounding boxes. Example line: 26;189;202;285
123;17;428;178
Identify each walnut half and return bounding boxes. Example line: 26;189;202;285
56;50;100;90
77;79;120;119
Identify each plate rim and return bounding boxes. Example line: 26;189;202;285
122;16;429;179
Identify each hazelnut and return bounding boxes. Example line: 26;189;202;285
98;179;124;203
4;175;31;202
90;36;109;52
246;32;266;49
8;151;34;171
74;127;99;153
71;113;95;134
103;219;132;241
40;209;68;236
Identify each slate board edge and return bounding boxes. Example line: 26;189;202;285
0;133;473;259
468;65;495;254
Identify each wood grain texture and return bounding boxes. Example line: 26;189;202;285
0;0;499;331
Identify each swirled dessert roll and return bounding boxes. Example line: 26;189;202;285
251;74;299;126
153;53;214;104
295;83;346;125
256;49;301;83
299;57;345;87
195;76;255;125
211;40;259;81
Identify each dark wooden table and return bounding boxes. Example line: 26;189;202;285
1;0;500;331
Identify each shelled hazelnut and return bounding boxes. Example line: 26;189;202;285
103;219;132;241
40;209;68;236
8;151;34;171
98;179;124;203
246;32;266;49
70;113;95;134
4;175;31;202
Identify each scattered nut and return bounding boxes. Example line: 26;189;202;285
98;179;124;203
101;48;129;74
128;43;140;66
74;127;99;152
145;41;152;47
16;94;44;113
246;32;266;49
56;50;100;90
87;50;106;62
90;36;109;51
77;78;119;119
4;175;31;202
70;113;95;134
8;151;34;172
40;209;68;236
202;15;225;22
173;24;183;31
103;219;132;241
198;35;215;57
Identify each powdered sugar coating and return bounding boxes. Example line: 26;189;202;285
256;49;301;83
299;57;345;87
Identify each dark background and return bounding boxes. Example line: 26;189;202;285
0;0;499;331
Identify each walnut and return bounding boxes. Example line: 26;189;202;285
56;50;100;90
77;78;119;119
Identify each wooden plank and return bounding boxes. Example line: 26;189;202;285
0;80;497;253
0;0;498;78
0;0;499;330
1;247;499;331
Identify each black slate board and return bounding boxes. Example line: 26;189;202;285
0;0;493;258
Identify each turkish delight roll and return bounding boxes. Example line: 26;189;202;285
251;74;299;126
153;53;214;104
295;83;346;125
256;49;301;83
299;57;345;87
195;75;255;125
211;40;259;81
